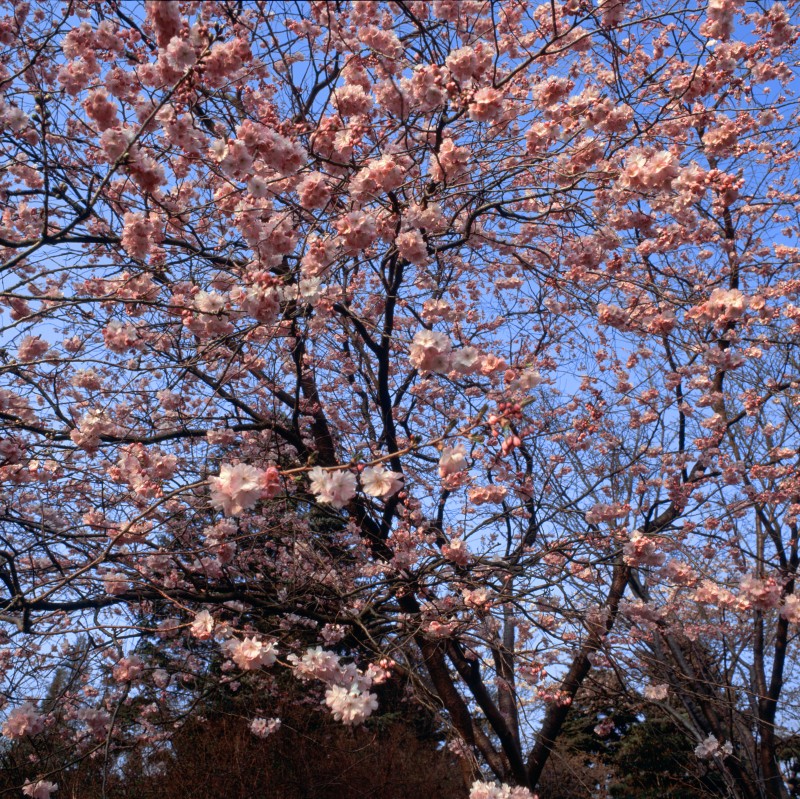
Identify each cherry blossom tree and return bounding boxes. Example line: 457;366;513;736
1;0;799;797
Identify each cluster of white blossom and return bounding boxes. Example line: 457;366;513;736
694;733;734;759
307;464;403;508
249;717;281;738
469;781;536;799
288;646;385;726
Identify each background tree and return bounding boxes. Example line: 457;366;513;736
537;672;729;799
0;654;467;799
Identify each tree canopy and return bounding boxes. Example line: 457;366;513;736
1;1;800;797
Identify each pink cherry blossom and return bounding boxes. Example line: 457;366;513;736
623;531;665;568
2;703;45;739
335;210;377;253
209;463;267;516
102;572;131;596
230;637;278;671
190;610;215;640
781;594;800;624
451;347;482;374
702;288;747;324
695;733;733;759
332;84;374;117
409;329;452;373
83;89;118;131
324;684;379;725
101;320;140;354
442;537;470;566
468;86;505;122
307;467;357;509
439;444;467;477
113;655;144;683
249;717;281;738
395;229;428;264
146;0;181;47
164;36;196;72
22;781;58;799
78;708;111;739
297;172;332;210
360;465;403;498
739;574;782;611
289;647;344;684
469;782;535;799
643;683;669;701
620;149;679;191
446;45;492;82
429;137;470;182
16;336;49;362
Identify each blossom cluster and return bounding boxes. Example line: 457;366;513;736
288;647;384;726
226;637;279;671
209;463;282;516
2;702;45;739
470;781;536;799
408;330;482;376
249;717;281;738
22;781;58;799
307;464;403;508
694;734;734;760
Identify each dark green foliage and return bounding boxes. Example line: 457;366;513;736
537;675;730;799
